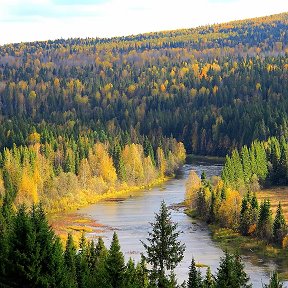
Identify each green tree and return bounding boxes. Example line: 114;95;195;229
64;234;78;287
215;252;251;288
106;232;126;288
203;267;215;288
187;257;202;288
142;201;185;288
272;203;287;246
257;200;273;241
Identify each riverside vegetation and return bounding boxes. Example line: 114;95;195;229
185;137;288;270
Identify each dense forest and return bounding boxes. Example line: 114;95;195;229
0;13;287;156
0;201;282;287
0;11;288;287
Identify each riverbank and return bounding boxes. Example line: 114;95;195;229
48;175;171;242
46;176;172;214
186;154;225;164
185;209;288;281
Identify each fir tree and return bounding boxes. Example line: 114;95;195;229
257;200;273;241
142;201;185;288
272;203;287;246
215;252;251;288
64;234;78;288
106;232;126;288
187;257;202;288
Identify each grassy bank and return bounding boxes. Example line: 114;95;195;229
48;176;170;213
186;154;225;164
185;209;288;280
48;176;170;242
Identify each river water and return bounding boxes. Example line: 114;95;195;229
76;162;285;287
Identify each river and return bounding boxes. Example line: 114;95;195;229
76;161;284;287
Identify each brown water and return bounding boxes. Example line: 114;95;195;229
77;162;286;287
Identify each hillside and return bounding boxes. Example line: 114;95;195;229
0;13;287;156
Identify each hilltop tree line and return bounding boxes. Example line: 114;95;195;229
185;137;288;247
0;200;282;288
0;13;287;155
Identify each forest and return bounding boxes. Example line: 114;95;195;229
0;201;282;287
0;11;287;287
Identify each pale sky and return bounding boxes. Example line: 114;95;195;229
0;0;287;45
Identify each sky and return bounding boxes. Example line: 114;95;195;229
0;0;287;45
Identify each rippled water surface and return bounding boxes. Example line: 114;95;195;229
77;161;286;287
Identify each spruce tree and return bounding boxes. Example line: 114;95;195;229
64;233;78;288
142;201;185;288
106;232;126;288
272;203;287;246
187;257;202;288
257;200;273;241
215;252;251;288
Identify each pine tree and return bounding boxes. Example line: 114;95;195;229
187;257;202;288
106;232;126;288
135;255;149;288
76;234;90;288
142;201;185;288
272;203;287;246
92;237;109;288
124;258;137;288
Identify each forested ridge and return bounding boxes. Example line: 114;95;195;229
0;13;287;156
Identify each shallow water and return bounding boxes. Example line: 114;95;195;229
77;162;286;287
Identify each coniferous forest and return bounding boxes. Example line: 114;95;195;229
0;11;288;287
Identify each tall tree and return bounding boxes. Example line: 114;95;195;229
187;257;202;288
106;232;126;288
272;203;287;246
142;201;185;288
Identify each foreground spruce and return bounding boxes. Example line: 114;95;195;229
141;201;186;287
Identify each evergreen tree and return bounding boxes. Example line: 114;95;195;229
64;234;78;288
135;255;149;288
106;232;126;288
92;237;109;288
8;205;41;287
215;252;251;288
187;257;202;288
76;234;90;288
124;258;137;288
257;200;273;241
272;203;287;246
142;201;185;288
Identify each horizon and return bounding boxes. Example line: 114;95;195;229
0;0;287;46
